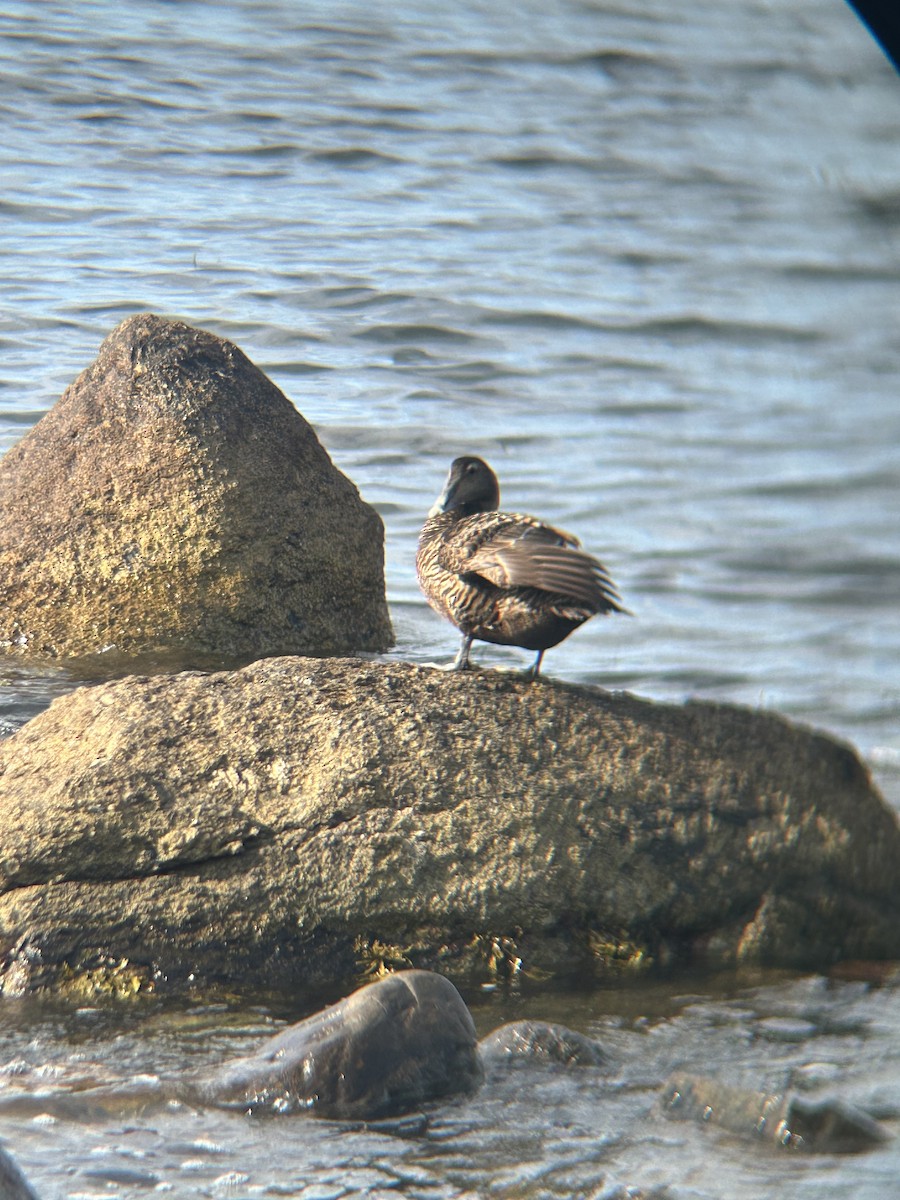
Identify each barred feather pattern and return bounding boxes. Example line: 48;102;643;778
416;508;626;653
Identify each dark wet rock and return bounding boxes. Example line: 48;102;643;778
479;1020;608;1068
196;970;482;1120
0;314;392;661
0;1142;39;1200
660;1072;891;1154
1;656;900;994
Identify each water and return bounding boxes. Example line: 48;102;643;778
1;0;899;1195
2;969;900;1199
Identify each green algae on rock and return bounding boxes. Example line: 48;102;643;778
0;314;393;660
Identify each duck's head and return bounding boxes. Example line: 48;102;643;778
429;456;500;518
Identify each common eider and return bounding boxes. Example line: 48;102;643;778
416;456;627;677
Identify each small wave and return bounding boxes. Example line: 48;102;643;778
751;468;900;498
618;315;823;345
319;287;419;310
0;200;73;224
569;48;672;74
482;309;820;345
353;323;481;345
431;360;521;384
781;261;900;282
481;309;601;332
490;152;604;174
62;300;154;318
258;360;332;377
0;409;51;426
304;147;405;167
390;348;437;365
600;399;691;417
208;143;302;160
296;23;395;45
851;189;900;225
75;110;130;125
232;110;283;125
412;46;671;76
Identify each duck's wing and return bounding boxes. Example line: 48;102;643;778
462;520;625;612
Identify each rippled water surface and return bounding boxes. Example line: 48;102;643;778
1;0;899;1196
2;969;900;1200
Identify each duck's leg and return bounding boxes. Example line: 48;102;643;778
453;633;473;670
528;649;545;679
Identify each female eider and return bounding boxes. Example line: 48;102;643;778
416;456;627;677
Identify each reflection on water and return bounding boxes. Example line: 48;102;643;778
0;0;899;1195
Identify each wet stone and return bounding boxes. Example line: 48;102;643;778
661;1072;891;1154
479;1020;609;1069
198;970;483;1121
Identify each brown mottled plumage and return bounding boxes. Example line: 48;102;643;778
416;456;627;676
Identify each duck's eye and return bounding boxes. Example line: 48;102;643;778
466;464;477;474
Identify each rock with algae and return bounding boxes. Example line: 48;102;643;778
661;1072;891;1154
0;314;392;660
1;656;899;995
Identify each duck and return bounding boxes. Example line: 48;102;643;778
416;456;627;677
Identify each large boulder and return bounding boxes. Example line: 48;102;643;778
0;656;898;995
0;314;392;660
198;969;482;1119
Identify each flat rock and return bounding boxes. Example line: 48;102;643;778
1;656;899;995
198;969;482;1119
0;314;392;660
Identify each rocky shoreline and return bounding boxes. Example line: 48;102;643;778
0;966;888;1200
1;316;899;1000
1;313;897;1195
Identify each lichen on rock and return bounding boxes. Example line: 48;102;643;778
0;656;898;996
0;314;393;660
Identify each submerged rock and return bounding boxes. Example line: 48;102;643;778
1;656;899;994
660;1072;891;1154
198;969;482;1120
479;1021;608;1068
0;1143;39;1200
0;314;392;660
